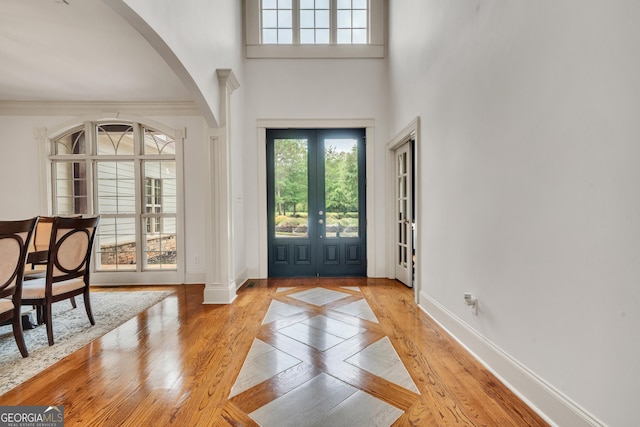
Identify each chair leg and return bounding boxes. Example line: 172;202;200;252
44;304;54;346
12;313;28;357
70;296;77;309
35;305;43;325
83;290;95;325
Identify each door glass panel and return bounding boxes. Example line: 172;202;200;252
274;139;309;238
324;138;359;238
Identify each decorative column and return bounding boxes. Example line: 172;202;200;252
203;69;240;304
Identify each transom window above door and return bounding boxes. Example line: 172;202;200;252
245;0;385;58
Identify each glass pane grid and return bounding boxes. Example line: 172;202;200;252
262;0;293;44
337;0;368;44
97;161;136;214
143;217;177;270
97;124;135;155
50;122;179;274
300;0;330;44
96;217;137;271
54;130;85;155
143;128;176;155
53;161;89;214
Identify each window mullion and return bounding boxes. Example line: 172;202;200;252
85;157;94;215
134;123;144;272
293;0;300;44
330;0;337;45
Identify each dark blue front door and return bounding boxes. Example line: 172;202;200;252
267;128;366;277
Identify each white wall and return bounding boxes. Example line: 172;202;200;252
388;1;639;425
0;117;45;218
112;0;245;127
242;58;390;278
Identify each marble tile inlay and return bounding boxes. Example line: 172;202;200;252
288;287;351;306
345;336;419;393
230;339;302;397
262;300;307;324
333;298;379;323
278;315;364;351
249;373;402;427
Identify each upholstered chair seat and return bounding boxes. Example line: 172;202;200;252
22;278;85;299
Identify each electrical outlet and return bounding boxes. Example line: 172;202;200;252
194;255;200;264
464;293;478;315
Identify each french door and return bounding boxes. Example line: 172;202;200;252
395;140;414;287
267;128;366;277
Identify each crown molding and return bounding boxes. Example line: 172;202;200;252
0;100;202;116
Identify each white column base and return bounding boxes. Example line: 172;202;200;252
203;282;238;304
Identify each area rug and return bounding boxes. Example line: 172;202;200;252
0;290;173;395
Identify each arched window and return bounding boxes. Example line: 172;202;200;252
49;122;180;274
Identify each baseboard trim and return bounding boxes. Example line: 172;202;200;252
420;291;605;427
235;269;249;290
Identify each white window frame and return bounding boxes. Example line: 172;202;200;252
245;0;386;59
45;117;186;286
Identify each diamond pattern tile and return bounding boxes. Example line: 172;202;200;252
288;287;351;306
229;287;419;426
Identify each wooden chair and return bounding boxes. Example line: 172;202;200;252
22;216;100;346
25;216;75;278
24;216;82;311
0;217;38;357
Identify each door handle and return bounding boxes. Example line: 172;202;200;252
319;219;324;224
319;210;324;216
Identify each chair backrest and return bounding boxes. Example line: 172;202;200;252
31;216;54;251
47;216;100;283
29;215;82;253
0;218;38;299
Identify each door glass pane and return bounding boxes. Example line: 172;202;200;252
274;139;308;238
324;138;358;238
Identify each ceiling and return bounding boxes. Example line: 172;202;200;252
0;0;192;102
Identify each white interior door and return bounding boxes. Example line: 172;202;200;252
394;141;413;287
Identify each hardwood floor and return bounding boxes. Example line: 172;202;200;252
0;278;548;426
